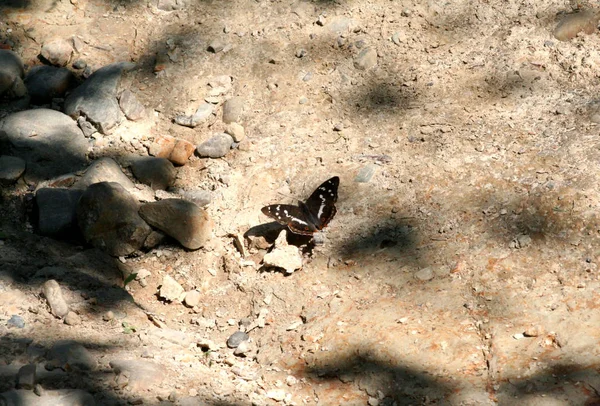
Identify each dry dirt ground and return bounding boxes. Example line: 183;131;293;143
2;0;600;405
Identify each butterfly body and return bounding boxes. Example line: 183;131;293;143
261;176;339;236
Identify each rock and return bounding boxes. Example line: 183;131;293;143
40;38;73;66
119;89;146;121
174;103;214;128
24;66;77;104
225;122;245;142
207;39;226;53
48;340;96;371
72;59;86;69
42;280;69;318
0;109;88;182
139;199;212;250
0;389;95;406
180;189;211;207
512;234;532;249
554;10;600;41
76;182;151;256
0;50;25;98
64;311;81;326
130;157;176;190
354;47;377;70
184;290;201;307
36;188;83;236
523;325;545;337
7;315;25;328
196;133;233;158
16;364;36;389
266;389;286;401
327;17;360;33
233;340;253;356
0;155;26;184
159;274;185;301
222;97;243;123
110;359;165;391
64;62;136;134
414;267;434;281
77;116;97;137
227;331;249;348
148;327;193;347
355;164;376;183
74;157;135;191
262;230;303;274
143;230;166;249
157;0;185;11
149;135;195;165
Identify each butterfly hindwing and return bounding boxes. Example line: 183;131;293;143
303;176;339;229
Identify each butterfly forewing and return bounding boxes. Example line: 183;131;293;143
303;176;339;229
261;176;339;236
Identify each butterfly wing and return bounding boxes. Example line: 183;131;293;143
303;176;339;230
261;204;317;235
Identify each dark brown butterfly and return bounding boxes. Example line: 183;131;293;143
261;176;339;236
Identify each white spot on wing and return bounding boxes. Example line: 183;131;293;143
292;217;309;226
317;203;325;219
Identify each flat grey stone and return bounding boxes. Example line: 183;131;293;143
157;0;185;11
139;199;212;250
222;97;243;124
130;156;176;190
118;89;146;121
196;133;233;158
174;103;214;128
64;62;135;134
0;109;88;182
76;181;151;256
180;189;211;207
415;267;434;281
25;66;77;104
36;188;83;236
0;155;26;184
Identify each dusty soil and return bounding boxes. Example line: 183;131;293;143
2;0;600;405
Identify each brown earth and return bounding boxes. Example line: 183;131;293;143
2;0;600;405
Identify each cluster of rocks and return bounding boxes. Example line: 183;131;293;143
0;45;257;256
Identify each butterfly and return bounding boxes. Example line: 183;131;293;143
261;176;339;236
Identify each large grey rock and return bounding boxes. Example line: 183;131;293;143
0;155;26;185
0;109;88;182
0;50;25;98
354;47;377;70
139;199;212;250
130;156;176;190
74;157;135;191
0;389;95;406
36;188;83;235
196;133;233;158
64;62;135;134
77;182;151;256
25;66;77;104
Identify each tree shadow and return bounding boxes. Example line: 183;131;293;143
304;349;454;405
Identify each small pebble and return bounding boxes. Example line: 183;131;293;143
227;331;249;348
295;49;307;58
7;315;25;328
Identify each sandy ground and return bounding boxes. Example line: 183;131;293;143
2;0;600;405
